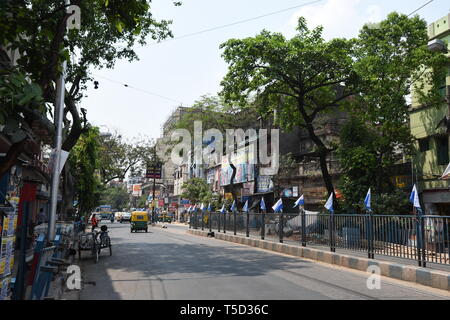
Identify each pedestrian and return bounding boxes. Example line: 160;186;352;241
91;213;99;232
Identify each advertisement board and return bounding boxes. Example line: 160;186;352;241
132;184;142;197
220;148;255;186
257;176;273;193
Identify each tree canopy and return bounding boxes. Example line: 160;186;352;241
0;0;177;177
69;125;101;216
219;13;447;205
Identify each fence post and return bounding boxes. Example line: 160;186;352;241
224;212;226;234
261;212;265;240
279;213;284;243
194;212;198;230
218;212;221;232
366;213;374;259
301;208;306;247
421;215;427;268
234;211;237;235
189;213;192;229
329;214;335;253
246;212;250;238
209;211;212;232
201;211;204;231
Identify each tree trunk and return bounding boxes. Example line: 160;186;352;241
318;151;335;196
61;161;74;220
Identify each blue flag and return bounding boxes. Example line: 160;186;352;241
230;200;236;212
243;200;249;213
293;195;305;208
409;185;421;209
324;193;334;214
220;204;226;214
207;203;212;212
272;198;283;213
260;198;266;211
364;188;371;212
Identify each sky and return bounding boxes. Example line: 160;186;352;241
83;0;448;140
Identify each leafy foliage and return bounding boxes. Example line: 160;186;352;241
0;0;177;181
97;131;156;184
69;125;101;215
181;178;213;205
99;185;130;211
219;17;358;196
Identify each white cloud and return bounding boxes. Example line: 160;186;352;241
284;0;383;40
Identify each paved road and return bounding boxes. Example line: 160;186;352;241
79;223;450;300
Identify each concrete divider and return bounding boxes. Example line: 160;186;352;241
187;229;450;291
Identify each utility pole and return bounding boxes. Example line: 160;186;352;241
48;0;71;242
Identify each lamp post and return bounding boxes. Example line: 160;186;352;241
48;0;71;242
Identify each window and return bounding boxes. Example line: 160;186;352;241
436;136;449;165
418;138;430;152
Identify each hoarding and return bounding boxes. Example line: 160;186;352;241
132;184;142;197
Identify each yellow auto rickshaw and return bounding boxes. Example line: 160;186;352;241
130;211;149;233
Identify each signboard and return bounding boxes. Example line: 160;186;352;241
132;184;142;197
242;182;255;196
224;193;233;200
220;148;255;186
293;186;299;198
257;176;273;193
180;199;190;205
207;169;215;184
146;163;162;179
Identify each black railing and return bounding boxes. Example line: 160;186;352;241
189;211;450;267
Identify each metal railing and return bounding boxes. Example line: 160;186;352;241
189;211;450;267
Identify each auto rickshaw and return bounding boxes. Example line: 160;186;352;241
130;211;149;233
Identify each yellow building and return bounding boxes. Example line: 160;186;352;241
410;14;450;215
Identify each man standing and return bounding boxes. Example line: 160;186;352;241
91;214;99;232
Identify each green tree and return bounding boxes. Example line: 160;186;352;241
97;131;156;184
69;125;101;216
99;186;130;211
350;12;448;193
337;117;378;212
181;178;213;205
336;13;447;213
0;0;177;191
220;17;357;200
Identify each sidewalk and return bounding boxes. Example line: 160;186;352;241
186;228;450;291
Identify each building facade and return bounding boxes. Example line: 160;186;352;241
410;14;450;215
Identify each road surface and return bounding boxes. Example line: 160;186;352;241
79;222;450;300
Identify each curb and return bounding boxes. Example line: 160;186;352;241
187;229;450;291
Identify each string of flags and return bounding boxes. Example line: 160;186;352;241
188;184;423;214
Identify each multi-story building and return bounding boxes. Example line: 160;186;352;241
156;106;190;212
410;14;450;215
